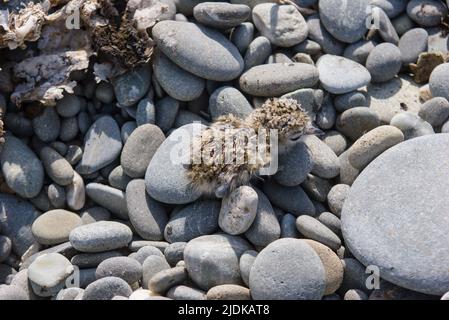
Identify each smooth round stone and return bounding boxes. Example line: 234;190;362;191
322;130;348;156
244;188;280;247
47;183;65;209
304;239;343;295
317;212;341;236
164;242;186;266
95;82;114;104
154;97;178;131
344;289;368;300
302;135;340;179
0;236;12;263
0;194;39;256
39;146;74;186
327;184;350;218
131;245;165;265
30;190;52;212
1;135;44;198
120;121;136;144
301;174;332;202
231;22;254;54
85;183;128;219
153;50;204;102
249;238;326;300
121;124;165;178
164;200;220;243
316;94;337;130
28;253;74;297
263;180;315;216
96;257;142;285
78;116;122;175
336;107;381;141
368;76;422;124
252;3;308;47
135;98;156;126
238;250;257;286
219;186;258;235
142;255;171;289
317;55;371;94
152;21;243;81
56;287;84;300
342;134;449;295
343;40;376;65
83;277;132;300
148;266;187;293
108;166;131;191
69;221;132;253
209;86;253;120
319;0;370;43
390;112;435;140
407;0;448;27
398;28;428;65
429;63;449;101
193;2;251;29
56;95;83;117
334;91;367;113
32;107;60;142
126;179;168;241
113;66;151;107
243;36;272;71
31;210;82;245
129;241;169;253
145;123;205;204
419;97;449;127
348;125;404;170
306;14;344;55
166;285;206;300
281;213;300;238
274;141;313;187
293;39;322;56
366;43;402;83
371;0;407;18
207;284;250;300
184;234;252;290
59;117;78;141
239;63;319;96
65;171;85;211
4;113;33;137
0;285;28;300
296;216;341;251
71;251;122;268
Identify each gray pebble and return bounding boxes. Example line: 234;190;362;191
316;94;337;130
155;96;180;132
82;277;132;300
148;266;187;293
301;174;332;202
407;0;448;27
135;98;156;127
39;146;74;186
113;66;151;107
398;28;428;65
366;43;402;83
336;107;381;141
322;130;348;156
375;7;400;44
65;145;83;165
280;213;300;239
85;183;128;219
56;95;83;117
209;86;253;120
327;184;351;218
142;255;171;289
95;82;114;104
47;183;66;209
77;111;91;136
429;63;449;101
32;107;60;142
302;135;340;179
334;91;367;112
418;97;449;127
390;112;435;140
108;166;132;191
164;242;186;266
317;212;341;236
306;14;344;55
343;40;376;65
71;250;123;268
243;36;272;71
296;215;341;250
166;285;206;300
131;245;165;265
96;257;142;285
231;22;254;54
120;121;137;144
193;2;251;29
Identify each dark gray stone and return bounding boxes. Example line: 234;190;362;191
366;43;402;83
96;257;142;285
32;107;60;142
113;66;151;107
209;86;253;120
306;14;344;55
82;277;132;300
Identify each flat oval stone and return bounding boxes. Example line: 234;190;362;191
56;94;83;118
1;135;44;198
219;186;258;235
121;124;165;178
317;55;371;94
78;116;122;175
184;234;252;290
348;125;404;170
145;123;205;204
152;20;244;81
148;266;187;293
319;0;370;43
341;134;449;295
193;2;251;29
39;146;74;186
209;86;253;120
249;238;326;300
207;284;251;300
252;3;308;47
231;22;254;54
302;135;340;179
164;200;220;243
366;43;402;83
429;63;449;101
166;285;206;300
83;277;132;300
31;209;82;245
336;107;381;141
153;49;205;102
69;221;133;253
85;183;128;219
398;28;428;65
126;179;168;241
296;215;341;250
239;63;319;97
243;36;271;71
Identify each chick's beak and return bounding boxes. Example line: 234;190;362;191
305;124;325;136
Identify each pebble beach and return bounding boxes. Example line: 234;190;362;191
0;0;449;301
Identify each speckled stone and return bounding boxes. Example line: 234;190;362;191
327;184;351;218
96;257;142;285
249;238;326;300
152;21;244;81
342;134;449;295
82;277;132;300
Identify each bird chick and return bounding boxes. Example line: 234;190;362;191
187;98;322;198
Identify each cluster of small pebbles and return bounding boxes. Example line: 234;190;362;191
1;0;449;300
